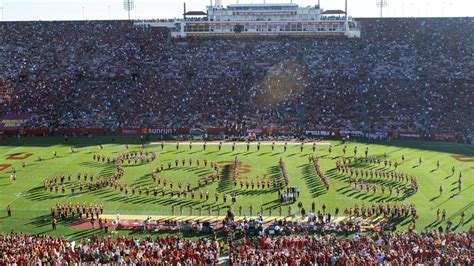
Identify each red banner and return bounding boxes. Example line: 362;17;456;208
390;132;422;139
54;128;109;135
24;128;49;135
433;134;461;143
206;128;226;135
116;128;145;135
174;128;190;135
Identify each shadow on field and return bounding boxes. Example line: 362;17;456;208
435;185;473;208
424;219;442;229
430;195;441;201
67;228;98;240
266;165;284;187
301;164;327;198
79;161;104;168
350;139;474;156
446;201;474;221
262;198;292;210
28;214;52;227
326;168;347;182
23;186;70;201
216;164;233;193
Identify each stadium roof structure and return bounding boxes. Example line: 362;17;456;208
227;3;298;7
184;11;207;16
321;10;346;15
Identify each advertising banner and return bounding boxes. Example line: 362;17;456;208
391;132;421;139
339;130;364;137
0;114;32;130
305;130;334;136
145;128;173;135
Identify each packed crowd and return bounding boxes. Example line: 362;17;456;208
230;231;472;265
0;18;472;137
0;234;219;264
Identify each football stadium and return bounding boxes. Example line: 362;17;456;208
0;0;472;264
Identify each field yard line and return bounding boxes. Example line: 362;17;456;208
111;192;128;215
4;148;59;207
5;173;48;207
0;146;23;157
6;144;76;208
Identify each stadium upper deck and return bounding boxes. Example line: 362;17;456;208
135;2;361;38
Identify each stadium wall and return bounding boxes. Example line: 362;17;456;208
0;127;465;143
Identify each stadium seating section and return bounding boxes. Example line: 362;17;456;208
0;18;472;134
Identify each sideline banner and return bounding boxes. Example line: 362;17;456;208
433;134;461;143
391;132;422;139
0;114;32;130
117;128;143;135
145;128;173;135
305;130;335;136
339;130;364;137
55;128;109;135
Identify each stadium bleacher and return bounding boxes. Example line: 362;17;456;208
0;18;472;137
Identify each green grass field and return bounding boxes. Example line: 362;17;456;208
0;136;472;240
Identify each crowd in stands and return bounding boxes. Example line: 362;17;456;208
0;18;472;137
0;234;219;264
0;230;471;264
230;231;472;265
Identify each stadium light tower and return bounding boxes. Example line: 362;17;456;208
376;0;387;18
123;0;134;20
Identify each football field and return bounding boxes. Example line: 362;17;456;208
0;136;472;239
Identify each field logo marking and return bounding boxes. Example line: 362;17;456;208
0;164;12;172
452;155;474;163
6;153;34;160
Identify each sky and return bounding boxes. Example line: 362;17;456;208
0;0;472;21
